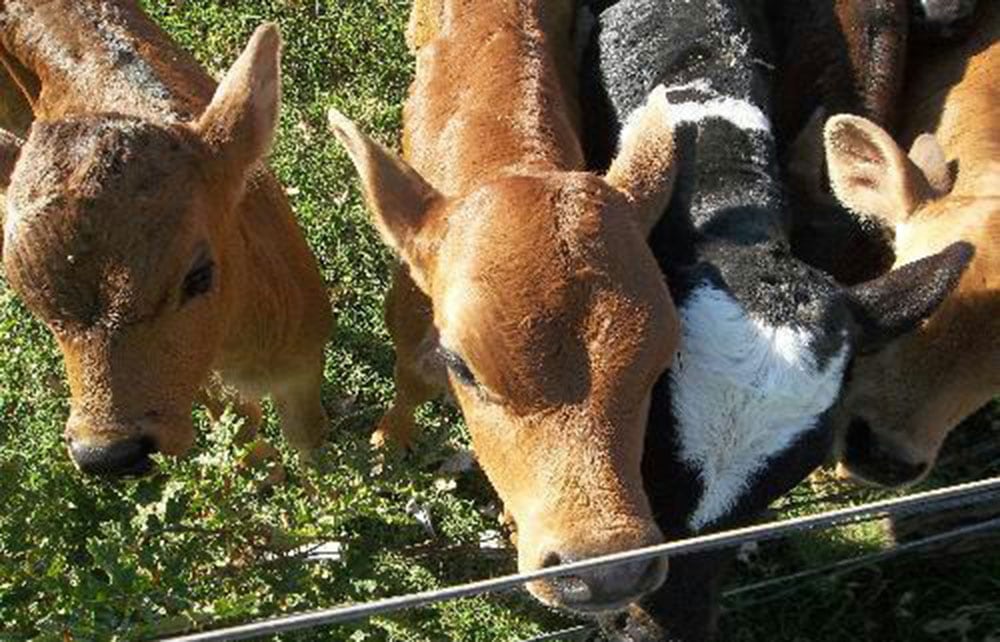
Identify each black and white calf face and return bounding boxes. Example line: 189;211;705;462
669;243;850;530
668;235;973;531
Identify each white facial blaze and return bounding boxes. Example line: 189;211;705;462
671;286;848;530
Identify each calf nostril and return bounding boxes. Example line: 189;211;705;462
541;551;563;569
845;417;875;460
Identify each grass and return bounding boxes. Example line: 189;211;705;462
0;1;997;640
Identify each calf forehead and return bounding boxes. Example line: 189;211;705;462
438;176;668;407
9;116;201;204
4;116;204;322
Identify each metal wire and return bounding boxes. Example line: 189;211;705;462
516;514;1000;642
164;475;1000;642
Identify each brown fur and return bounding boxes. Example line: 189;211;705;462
824;3;1000;486
773;0;909;285
330;0;681;612
0;1;332;470
774;0;909;138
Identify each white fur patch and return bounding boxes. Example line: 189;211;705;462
657;78;771;134
670;286;847;530
665;96;771;133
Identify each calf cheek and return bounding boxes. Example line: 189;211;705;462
458;404;558;565
463;401;655;572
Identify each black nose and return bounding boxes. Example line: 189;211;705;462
844;418;927;487
69;436;156;477
541;551;666;612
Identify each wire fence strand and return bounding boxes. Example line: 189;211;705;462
164;476;1000;642
516;513;1000;642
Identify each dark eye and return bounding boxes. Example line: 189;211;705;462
439;347;477;387
181;257;215;304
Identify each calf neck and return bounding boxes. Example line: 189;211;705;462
582;0;971;639
330;0;682;614
825;2;999;488
0;1;332;476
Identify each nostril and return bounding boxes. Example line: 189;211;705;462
845;417;874;460
69;435;156;478
541;551;563;569
541;551;594;604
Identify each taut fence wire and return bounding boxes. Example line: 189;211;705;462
517;513;1000;642
164;475;1000;642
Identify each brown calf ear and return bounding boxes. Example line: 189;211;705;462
193;23;281;183
604;85;678;237
328;107;443;289
846;241;974;353
908;133;953;196
825;115;931;225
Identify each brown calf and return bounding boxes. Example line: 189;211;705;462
0;1;332;476
329;0;680;613
824;2;999;487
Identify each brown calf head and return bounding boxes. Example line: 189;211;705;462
825;114;996;487
330;88;680;612
0;25;282;477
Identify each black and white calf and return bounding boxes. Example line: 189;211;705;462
581;0;973;640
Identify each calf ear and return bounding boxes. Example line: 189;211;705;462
604;85;679;237
193;23;281;185
328;107;443;290
908;133;953;196
846;241;974;352
825;115;931;225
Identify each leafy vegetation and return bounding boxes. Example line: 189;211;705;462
0;1;997;640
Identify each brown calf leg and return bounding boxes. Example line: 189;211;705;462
372;266;445;450
272;351;329;461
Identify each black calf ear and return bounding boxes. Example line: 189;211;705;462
846;241;974;352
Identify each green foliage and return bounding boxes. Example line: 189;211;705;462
0;1;997;640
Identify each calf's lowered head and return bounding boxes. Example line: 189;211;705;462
330;0;681;614
824;3;999;487
0;19;332;477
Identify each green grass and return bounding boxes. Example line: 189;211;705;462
0;1;998;640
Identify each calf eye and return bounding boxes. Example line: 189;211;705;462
181;257;215;304
439;347;477;387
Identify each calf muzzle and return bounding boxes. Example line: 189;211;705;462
68;435;156;478
539;547;668;613
842;417;929;487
